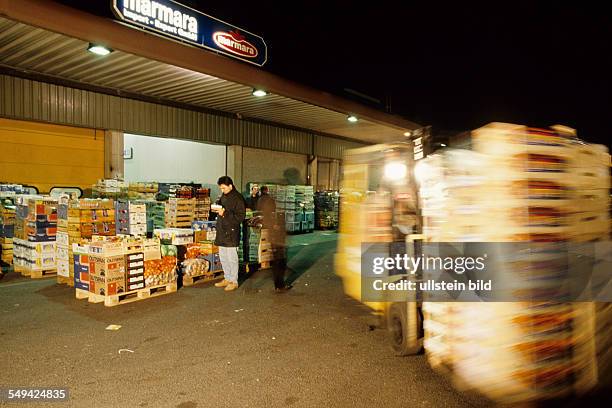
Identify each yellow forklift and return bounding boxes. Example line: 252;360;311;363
335;131;430;355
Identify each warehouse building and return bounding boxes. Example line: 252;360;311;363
0;0;419;195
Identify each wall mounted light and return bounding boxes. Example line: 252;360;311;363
347;115;358;123
252;89;268;97
87;43;112;56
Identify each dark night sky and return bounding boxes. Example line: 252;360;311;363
55;1;611;146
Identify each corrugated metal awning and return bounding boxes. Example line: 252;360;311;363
0;1;420;144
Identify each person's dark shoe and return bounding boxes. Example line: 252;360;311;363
274;284;293;293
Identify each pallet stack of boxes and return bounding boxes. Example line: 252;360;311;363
72;242;90;292
57;199;115;285
315;191;340;230
11;197;28;273
194;188;211;221
0;201;15;265
296;185;315;232
115;201;147;236
567;140;612;383
240;227;260;263
276;186;297;233
145;201;166;234
418;123;606;404
14;198;58;277
93;179;128;200
123;238;145;292
88;238;126;296
165;198;195;228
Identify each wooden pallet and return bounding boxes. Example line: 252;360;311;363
79;282;177;307
57;275;74;287
183;270;224;286
75;288;90;300
27;268;57;279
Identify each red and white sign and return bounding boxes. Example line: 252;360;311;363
212;30;258;58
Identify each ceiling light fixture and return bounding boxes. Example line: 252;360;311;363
252;89;268;97
347;115;358;123
87;43;112;56
403;131;412;137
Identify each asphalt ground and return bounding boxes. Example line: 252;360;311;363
0;232;522;407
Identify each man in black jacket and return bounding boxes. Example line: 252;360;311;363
213;176;246;292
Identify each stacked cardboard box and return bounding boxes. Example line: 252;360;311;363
72;243;90;291
26;198;58;242
192;220;216;243
418;123;606;404
165;198;195;228
0;202;15;265
92;179;129;199
0;183;27;195
296;185;315;232
13;198;58;274
115;201;147;236
56;199;114;281
125;245;145;292
145;201;166;233
13;239;56;273
194;188;211;221
88;239;126;296
153;228;194;245
257;229;285;263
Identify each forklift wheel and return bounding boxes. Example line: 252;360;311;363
387;302;423;356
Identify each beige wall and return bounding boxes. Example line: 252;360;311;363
241;147;307;192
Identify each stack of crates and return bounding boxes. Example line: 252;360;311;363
194;188;211;221
315;190;339;229
72;242;90;291
11;198;29;273
57;199;115;283
115;201;147;236
124;238;145;292
165;198;195;228
24;198;58;274
88;238;127;296
283;186;298;232
145;201;166;233
419;123;606;404
0;201;15;265
296;185;315;232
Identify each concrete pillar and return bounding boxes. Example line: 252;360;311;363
226;145;244;192
308;156;318;188
104;130;124;179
